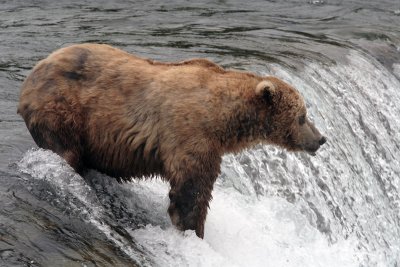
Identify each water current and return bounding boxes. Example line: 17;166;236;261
1;1;400;266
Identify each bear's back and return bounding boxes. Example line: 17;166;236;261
18;43;263;180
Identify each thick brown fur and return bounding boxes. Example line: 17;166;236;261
18;44;326;238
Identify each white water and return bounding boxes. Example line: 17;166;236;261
17;49;400;266
17;149;358;267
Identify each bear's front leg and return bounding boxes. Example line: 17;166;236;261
168;177;216;238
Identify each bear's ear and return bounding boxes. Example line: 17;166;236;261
255;80;275;104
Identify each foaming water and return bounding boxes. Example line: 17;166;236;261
221;49;400;265
17;149;154;266
17;149;359;267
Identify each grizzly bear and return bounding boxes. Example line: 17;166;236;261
18;44;326;238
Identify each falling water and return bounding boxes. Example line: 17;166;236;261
1;1;400;266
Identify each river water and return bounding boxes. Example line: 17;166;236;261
1;0;400;266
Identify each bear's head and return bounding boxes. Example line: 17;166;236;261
255;76;326;155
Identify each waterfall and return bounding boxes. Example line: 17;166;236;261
16;48;400;266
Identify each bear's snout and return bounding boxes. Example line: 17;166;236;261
319;136;327;146
303;136;327;156
296;119;326;156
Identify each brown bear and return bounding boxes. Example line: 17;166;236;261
18;43;326;238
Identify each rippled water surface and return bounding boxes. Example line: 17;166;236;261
1;1;400;266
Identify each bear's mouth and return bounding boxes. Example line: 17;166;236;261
302;145;320;156
306;150;317;156
302;137;327;156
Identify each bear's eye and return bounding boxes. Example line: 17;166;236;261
298;115;306;125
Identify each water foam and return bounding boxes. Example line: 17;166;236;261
17;149;359;267
17;149;153;266
265;50;400;265
130;184;359;267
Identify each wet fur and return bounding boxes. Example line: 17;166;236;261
18;43;315;238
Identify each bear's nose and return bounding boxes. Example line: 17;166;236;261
319;136;327;146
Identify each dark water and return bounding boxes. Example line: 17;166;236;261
1;1;400;266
